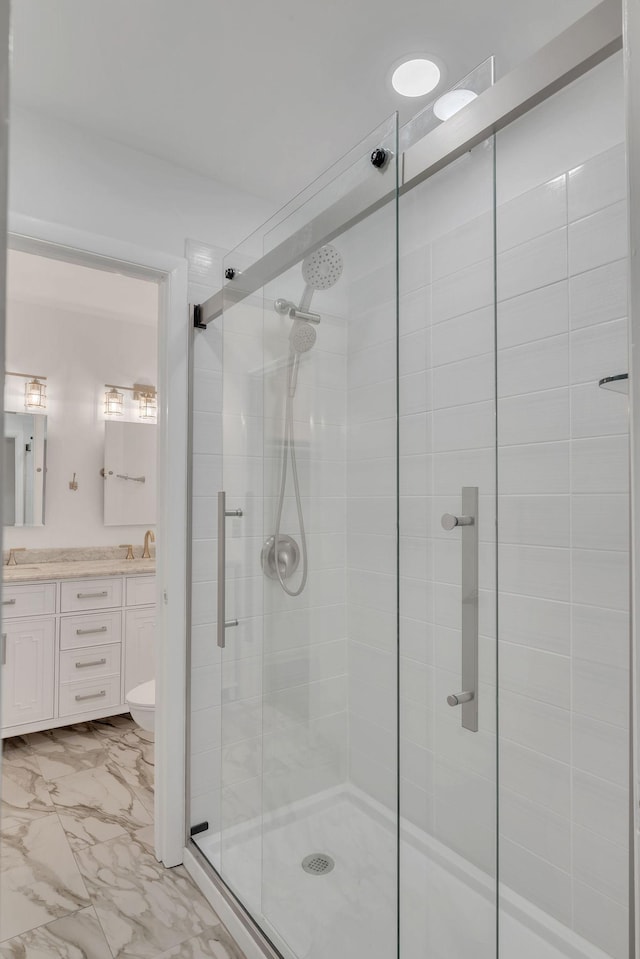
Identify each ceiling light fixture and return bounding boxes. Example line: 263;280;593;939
433;88;478;121
391;58;441;98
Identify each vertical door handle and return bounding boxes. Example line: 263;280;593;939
441;487;479;732
217;491;242;649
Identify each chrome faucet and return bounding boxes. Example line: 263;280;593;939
142;530;155;559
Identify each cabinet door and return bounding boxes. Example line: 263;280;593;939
124;607;155;696
2;617;55;728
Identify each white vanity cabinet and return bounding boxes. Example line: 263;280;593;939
2;617;55;728
1;573;156;738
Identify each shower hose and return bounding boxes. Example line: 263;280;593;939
273;361;308;597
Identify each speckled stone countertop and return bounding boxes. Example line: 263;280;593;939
2;547;156;584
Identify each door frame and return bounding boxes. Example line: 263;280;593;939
6;214;189;867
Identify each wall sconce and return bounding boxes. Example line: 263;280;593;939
104;382;157;419
136;387;157;419
6;371;48;410
25;378;47;410
104;387;124;415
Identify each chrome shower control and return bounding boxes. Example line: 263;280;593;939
441;512;474;530
447;691;474;707
262;535;301;582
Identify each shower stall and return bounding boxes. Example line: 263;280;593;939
186;4;634;957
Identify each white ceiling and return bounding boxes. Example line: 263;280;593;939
10;0;599;203
7;250;159;326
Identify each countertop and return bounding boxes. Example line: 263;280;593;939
3;558;156;584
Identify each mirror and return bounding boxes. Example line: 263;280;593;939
103;421;156;526
2;412;47;526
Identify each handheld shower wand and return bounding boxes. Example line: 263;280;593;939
288;321;316;398
268;244;343;597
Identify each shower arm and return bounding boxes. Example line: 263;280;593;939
298;283;315;314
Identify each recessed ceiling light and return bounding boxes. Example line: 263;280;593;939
433;88;478;121
391;58;441;98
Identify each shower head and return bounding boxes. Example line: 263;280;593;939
301;244;344;291
298;244;344;312
289;320;316;354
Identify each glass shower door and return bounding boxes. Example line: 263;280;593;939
397;132;498;959
215;116;400;959
189;41;633;959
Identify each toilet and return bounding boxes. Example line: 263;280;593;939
126;679;155;731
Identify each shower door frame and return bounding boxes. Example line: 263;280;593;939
184;2;636;957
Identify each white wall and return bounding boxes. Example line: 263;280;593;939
8;107;274;259
5;279;158;549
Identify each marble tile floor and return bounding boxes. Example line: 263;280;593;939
0;716;245;959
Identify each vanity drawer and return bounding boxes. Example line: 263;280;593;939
58;675;122;718
126;575;156;607
60;578;123;613
60;610;122;650
1;582;56;619
59;644;121;683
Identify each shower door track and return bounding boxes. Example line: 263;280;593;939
187;842;286;959
195;0;621;328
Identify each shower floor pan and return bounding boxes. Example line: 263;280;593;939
195;789;615;959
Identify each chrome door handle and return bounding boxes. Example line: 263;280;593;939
217;492;242;649
447;691;474;707
442;487;479;732
441;513;474;530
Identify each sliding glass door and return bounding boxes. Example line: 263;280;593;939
188;38;632;959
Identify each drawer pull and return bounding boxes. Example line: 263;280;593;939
74;690;106;702
75;626;108;636
76;591;109;599
75;658;107;669
2;598;16;606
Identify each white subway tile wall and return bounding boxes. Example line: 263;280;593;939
346;139;627;957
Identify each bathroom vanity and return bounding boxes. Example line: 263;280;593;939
1;560;156;737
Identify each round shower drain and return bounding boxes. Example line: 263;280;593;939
301;853;335;876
